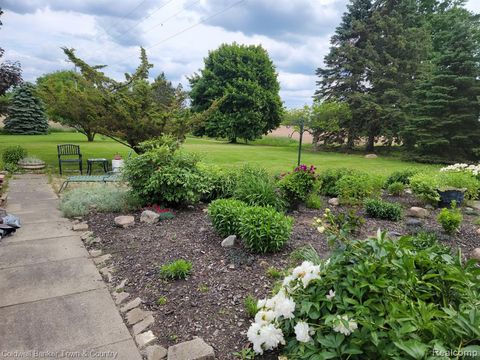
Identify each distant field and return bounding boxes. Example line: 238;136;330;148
0;132;438;175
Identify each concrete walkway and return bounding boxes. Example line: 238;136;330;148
0;174;142;360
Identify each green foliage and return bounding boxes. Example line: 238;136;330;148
208;198;246;237
59;186;139;218
318;168;356;197
189;43;283;143
239;206;293;253
305;193;322;209
387;181;405;196
364;198;403;221
197;163;237;201
437;202;463;235
244;295;259;318
266;267;283;279
156;296;167;306
336;173;383;205
385;169;417;187
278;165;318;208
4;82;48;134
159;259;192;280
263;231;480;358
409;173;440;203
314;208;364;247
233;166;286;211
2;145;27;165
290;244;322;265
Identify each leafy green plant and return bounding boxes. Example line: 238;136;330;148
266;267;283;279
247;231;480;358
364;198;403;221
159;259;192;280
233;166;286;211
244;294;259;318
437;202;463;234
156;296;167;306
208;199;246;237
59;186;140;218
239;206;293;253
384;169;417;187
197;163;237;201
336;173;383;205
409;173;440;203
277;164;318;209
387;181;405;196
233;348;256;360
290;244;322;264
313;208;364;246
305;193;322;209
318;168;356;197
2;145;27;165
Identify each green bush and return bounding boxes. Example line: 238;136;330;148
384;169;417;187
387;181;405;196
277;165;318;208
2;145;27;165
318;168;355;197
239;206;293;253
409;173;440;203
208;198;246;237
437;202;463;234
59;186;140;218
233;166;286;211
159;259;192;280
336;173;383;205
364;198;403;221
197;163;237;201
247;231;480;357
305;193;322;209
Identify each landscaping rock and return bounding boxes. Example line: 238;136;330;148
328;198;340;206
145;345;167;360
99;266;113;283
471;248;480;261
121;297;142;313
406;218;423;227
406;206;429;219
133;314;155;335
114;215;135;228
167;338;214;360
477;228;480;235
221;235;236;247
126;308;152;326
365;154;378;159
135;330;157;349
93;254;112;265
80;231;94;240
88;249;102;258
72;222;89;231
140;210;160;224
113;292;130;305
471;200;480;211
115;278;128;291
388;231;402;238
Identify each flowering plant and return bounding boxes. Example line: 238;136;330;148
313;208;364;247
440;163;480;177
278;164;319;209
144;204;174;220
246;230;480;358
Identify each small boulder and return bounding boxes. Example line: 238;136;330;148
89;249;102;258
121;297;143;313
471;248;480;261
93;254;112;265
471;200;480;211
145;345;167;360
126;308;152;326
135;330;157;349
167;338;214;360
406;206;429;219
365;154;378;159
73;222;89;231
388;231;402;238
328;198;340;206
81;231;94;240
221;235;236;247
113;292;130;305
476;228;480;236
114;215;135;228
406;218;423;227
140;210;160;224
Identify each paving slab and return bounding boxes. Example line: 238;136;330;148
85;339;143;360
11;209;66;224
4;199;60;213
0;235;88;269
0;289;132;353
3;221;76;243
0;257;104;307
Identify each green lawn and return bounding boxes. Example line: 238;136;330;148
0;132;438;175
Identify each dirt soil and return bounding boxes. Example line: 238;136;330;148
85;194;480;360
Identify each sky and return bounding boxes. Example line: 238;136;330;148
1;0;479;108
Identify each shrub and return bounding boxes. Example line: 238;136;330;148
246;231;480;357
305;193;322;209
233;166;286;211
244;295;259;318
384;168;417;187
318;168;355;197
336;173;383;205
277;165;318;208
197;163;237;201
208;199;246;237
159;259;192;280
364;198;403;221
387;181;405;196
437;202;463;235
239;206;293;253
2;145;27;165
59;186;139;218
409;173;440;203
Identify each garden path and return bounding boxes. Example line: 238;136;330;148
0;174;141;360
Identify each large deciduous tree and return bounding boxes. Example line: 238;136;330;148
189;43;283;143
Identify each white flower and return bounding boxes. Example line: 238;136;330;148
257;298;267;309
292;261;321;288
247;323;264;354
254;310;275;325
326;289;335;300
317;226;325;233
270;289;296;319
247;322;285;354
332;315;358;336
294;321;313;343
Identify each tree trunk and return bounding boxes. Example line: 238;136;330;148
86;132;96;142
346;131;355;149
229;138;237;144
366;134;375;152
312;132;320;151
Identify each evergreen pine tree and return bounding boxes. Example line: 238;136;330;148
406;6;480;160
4;82;49;134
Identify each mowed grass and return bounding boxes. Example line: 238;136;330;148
0;132;438;175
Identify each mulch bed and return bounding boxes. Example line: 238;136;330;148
85;194;479;360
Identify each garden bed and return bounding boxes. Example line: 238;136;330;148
85;194;479;359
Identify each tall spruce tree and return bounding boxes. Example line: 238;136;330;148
4;82;48;134
406;6;480;160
